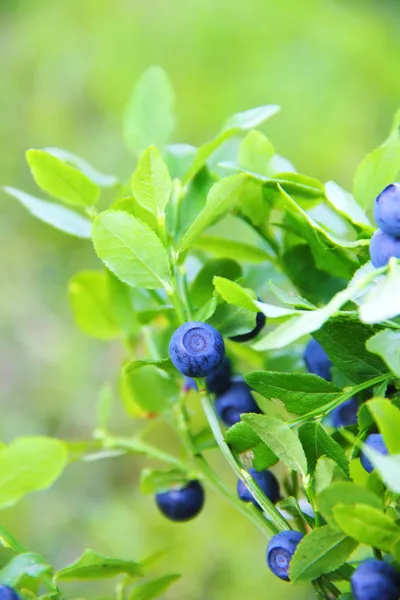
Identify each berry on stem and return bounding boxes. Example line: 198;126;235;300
360;433;388;473
169;322;225;377
237;468;280;507
205;357;232;395
304;339;332;381
266;530;304;581
215;380;261;426
351;559;400;600
230;310;266;342
331;397;358;428
155;480;205;522
0;586;20;600
369;229;400;268
374;183;400;237
182;376;198;393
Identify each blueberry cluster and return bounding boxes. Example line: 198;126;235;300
370;184;400;267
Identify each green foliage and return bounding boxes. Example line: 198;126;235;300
55;549;143;581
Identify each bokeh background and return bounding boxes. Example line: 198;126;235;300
1;1;400;598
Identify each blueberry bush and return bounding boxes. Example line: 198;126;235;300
3;66;400;600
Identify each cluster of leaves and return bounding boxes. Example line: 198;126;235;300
3;66;400;599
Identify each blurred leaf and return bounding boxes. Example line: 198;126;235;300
366;329;400;377
131;146;171;217
268;282;314;309
354;107;400;210
289;526;358;583
177;174;248;252
367;398;400;453
325;181;372;228
121;365;179;415
107;271;139;337
111;196;159;232
177;168;215;236
193;235;273;263
123;66;175;155
165;144;197;180
242;414;307;475
129;574;180;600
359;259;400;324
0;437;67;509
238;178;271;227
0;553;52;588
96;385;113;430
55;549;143;581
4;187;91;238
368;452;400;493
278;497;314;528
26;150;99;207
193;296;218;322
44;147;118;187
317;482;383;528
140;468;190;494
314;457;336;495
68;270;120;340
299;422;349;477
124;358;176;376
191;259;242;308
333;504;400;552
92;211;171;290
245;371;342;416
238;130;275;176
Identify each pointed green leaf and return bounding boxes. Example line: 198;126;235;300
131;146;171;216
367;329;400;377
129;574;180;600
359;259;400;323
299;422;349;477
0;553;52;588
193;235;274;263
367;398;400;453
333;504;400;551
55;549;143;581
238;130;275;176
44;147;118;187
317;482;383;528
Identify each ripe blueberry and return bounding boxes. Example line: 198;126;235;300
169;322;225;378
304;339;332;381
331;398;358;428
266;530;304;581
360;433;388;473
370;229;400;268
237;468;280;507
374;183;400;237
351;559;400;600
205;357;232;395
215;380;261;426
155;480;205;522
0;586;20;600
230;310;266;342
183;376;198;393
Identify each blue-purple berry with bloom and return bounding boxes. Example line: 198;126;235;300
155;480;205;522
215;380;261;426
331;397;358;428
351;559;400;600
0;587;20;600
360;433;388;473
267;530;304;581
169;322;225;378
237;468;280;508
370;229;400;268
304;339;332;381
374;183;400;237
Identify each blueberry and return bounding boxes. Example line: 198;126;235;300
205;357;232;395
360;433;388;473
0;586;20;600
230;310;266;342
351;559;400;600
304;339;332;381
155;480;205;522
237;468;280;507
266;530;304;581
370;229;400;268
215;380;261;426
374;183;400;237
183;376;198;393
169;322;225;378
331;398;358;428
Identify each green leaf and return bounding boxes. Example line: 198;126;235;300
0;437;67;509
177;174;248;252
165;144;197;179
123;66;175;155
121;364;179;415
367;397;400;453
193;235;274;263
107;271;139;337
68;270;120;340
238;130;275;176
4;187;91;238
354;107;400;210
242;414;307;475
369;453;400;494
26;149;99;207
124;358;176;376
131;146;172;217
289;525;358;583
55;549;143;581
140;468;190;494
314;457;336;495
224;422;278;469
191;259;242;308
367;329;400;377
245;371;342;416
278;497;314;528
317;482;383;529
333;504;400;552
313;321;388;384
359;259;400;323
325;181;372;229
129;574;180;600
92;211;171;290
298;422;349;477
43;147;118;187
0;553;52;588
96;385;113;430
209;302;256;338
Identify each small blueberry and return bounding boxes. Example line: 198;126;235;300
169;322;225;378
360;433;388;473
230;309;266;343
351;559;400;600
237;468;280;507
266;530;304;581
374;183;400;237
331;398;358;428
205;357;232;395
304;339;332;381
370;229;400;268
215;380;261;426
155;480;205;522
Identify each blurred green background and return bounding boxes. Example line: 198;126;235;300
1;0;400;598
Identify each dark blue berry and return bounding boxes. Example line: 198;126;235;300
331;398;358;428
183;376;198;393
215;380;261;426
370;229;400;268
360;433;388;473
266;530;304;581
237;468;280;507
155;480;205;522
374;183;400;237
0;586;20;600
304;339;332;381
205;357;232;395
169;322;225;378
351;559;400;600
230;310;266;342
